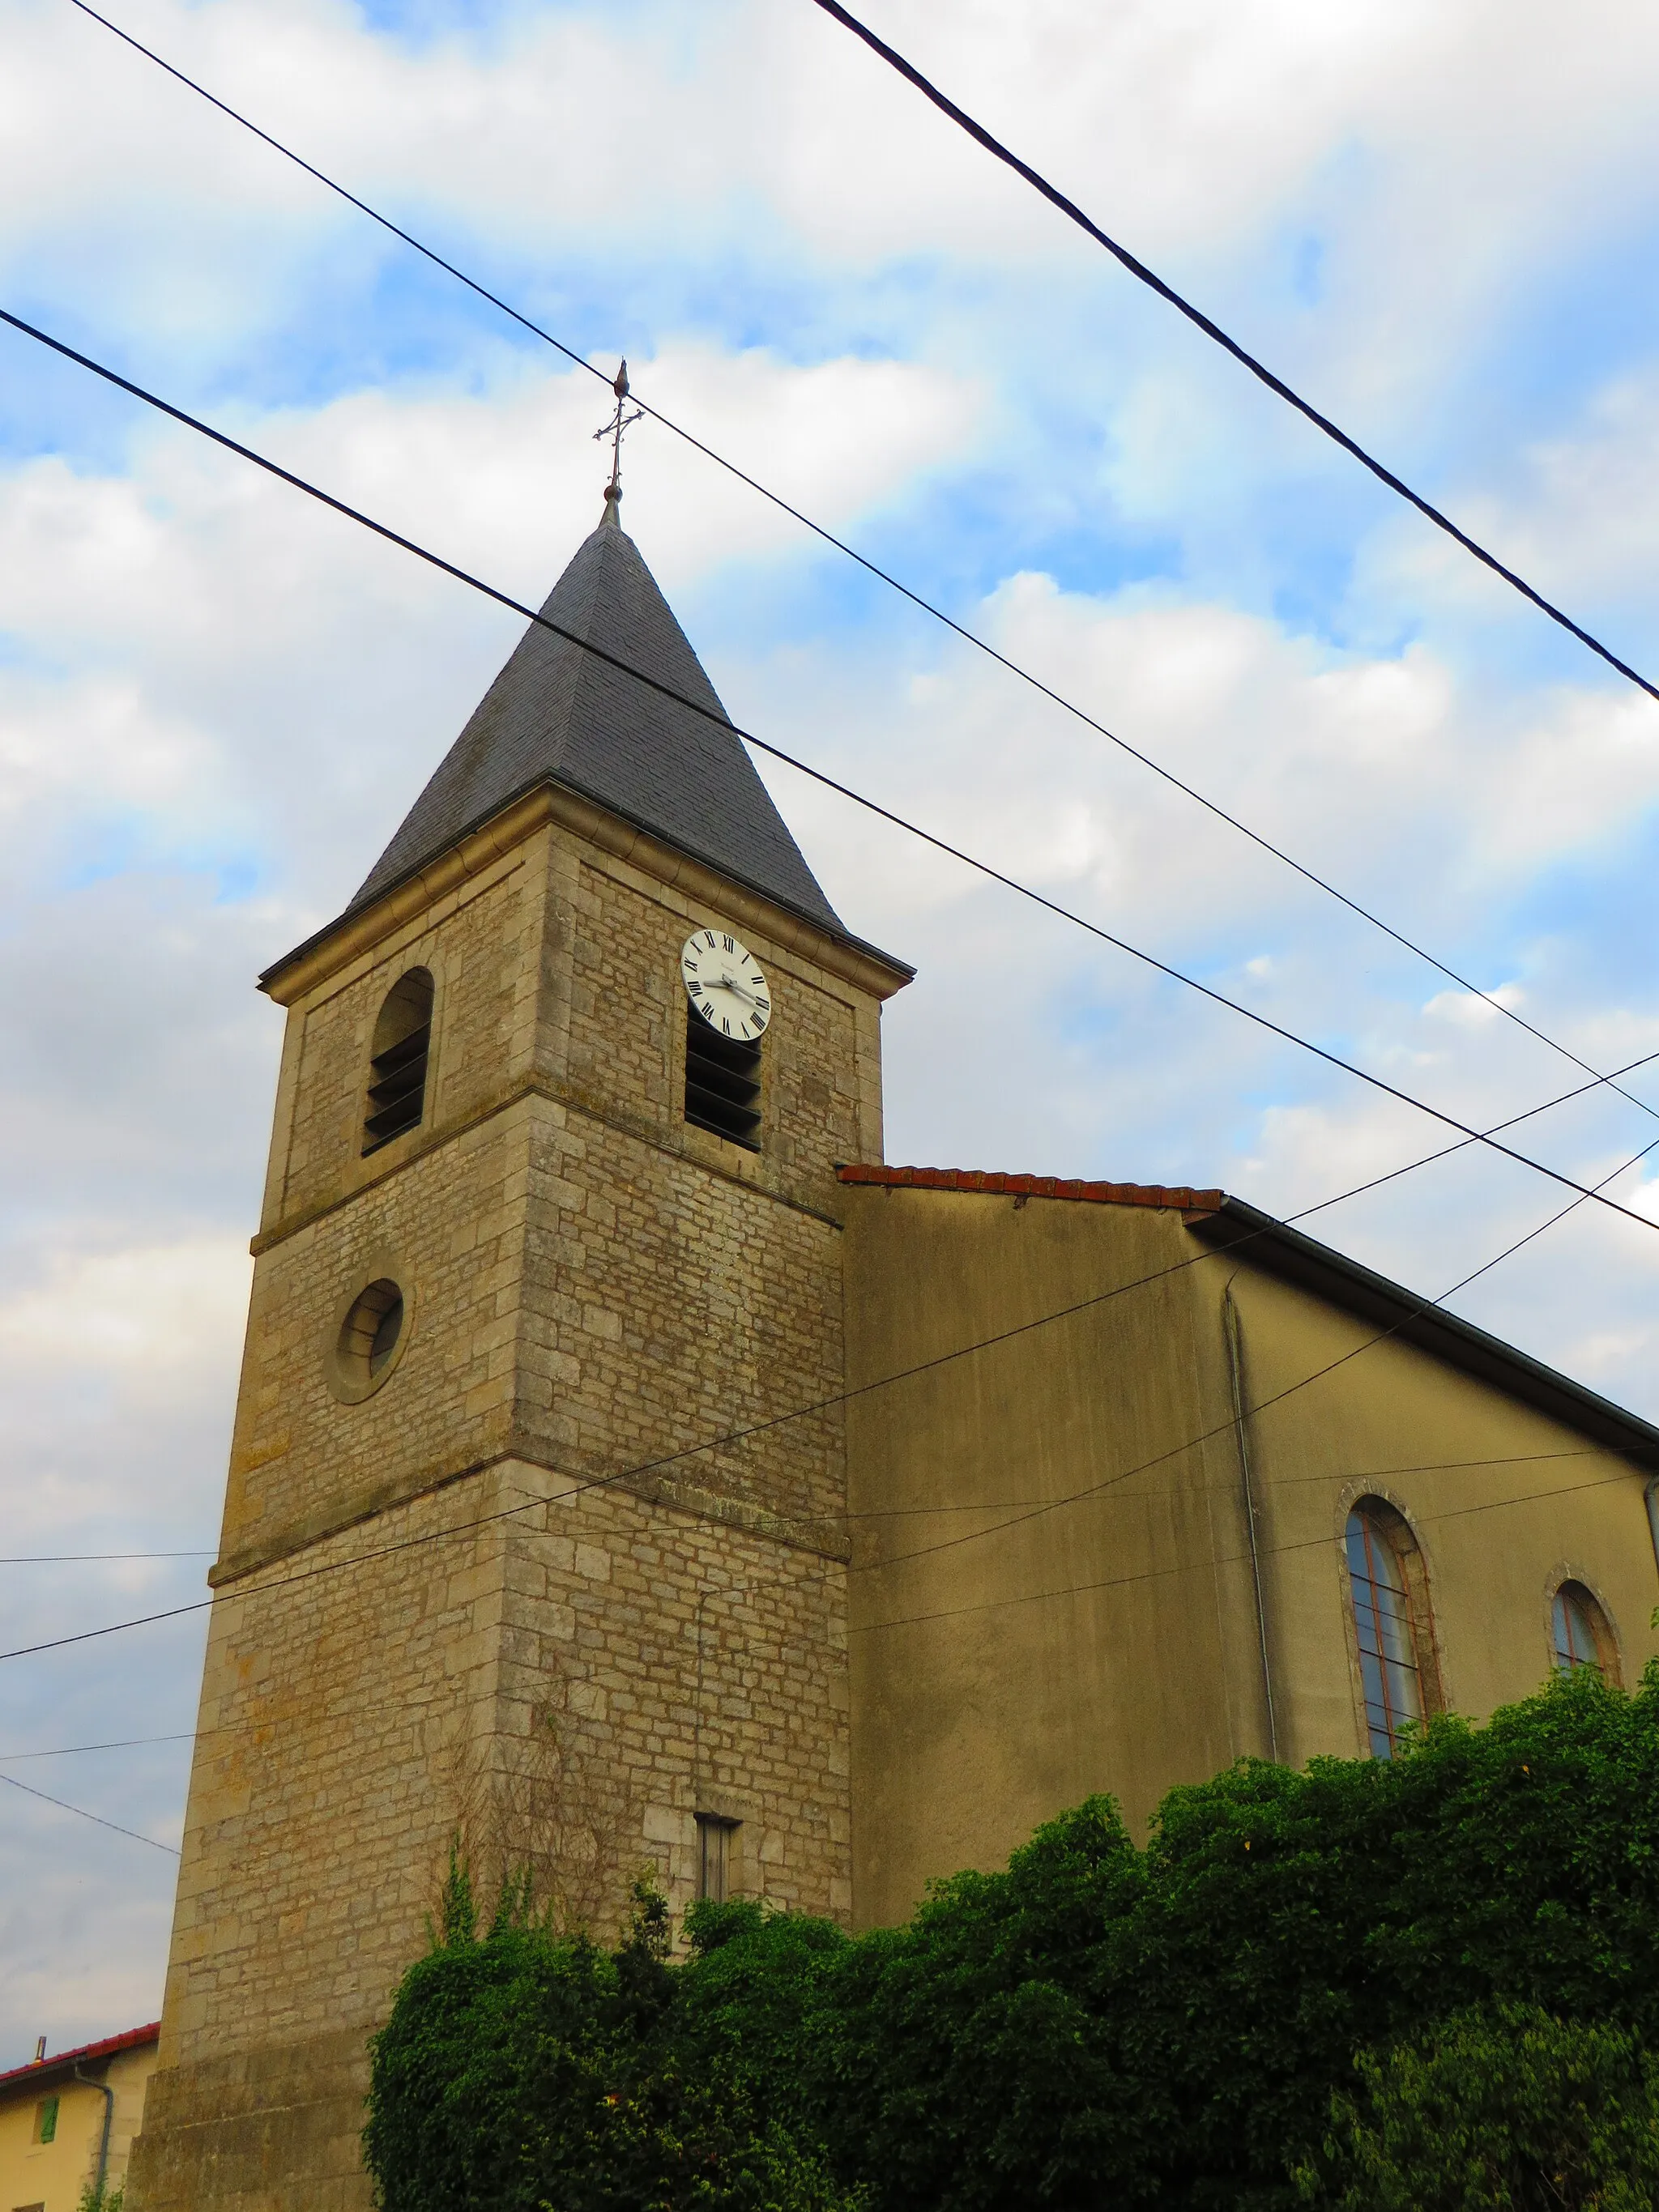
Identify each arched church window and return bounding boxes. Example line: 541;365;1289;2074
1552;1580;1617;1681
362;968;433;1154
1345;1500;1440;1759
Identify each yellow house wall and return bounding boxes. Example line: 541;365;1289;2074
843;1186;1659;1929
1222;1259;1659;1767
842;1185;1249;1930
0;2040;157;2212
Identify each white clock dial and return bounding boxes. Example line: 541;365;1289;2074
680;928;771;1042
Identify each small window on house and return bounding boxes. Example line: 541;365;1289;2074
1345;1500;1441;1759
1553;1580;1616;1681
363;968;434;1155
33;2095;58;2143
684;1006;762;1151
696;1813;739;1903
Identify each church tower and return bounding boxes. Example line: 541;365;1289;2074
126;492;912;2211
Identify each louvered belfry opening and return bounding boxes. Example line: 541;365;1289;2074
363;968;434;1154
684;1004;762;1150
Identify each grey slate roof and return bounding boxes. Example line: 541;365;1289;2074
351;505;847;935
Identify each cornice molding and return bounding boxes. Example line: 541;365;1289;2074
262;779;913;1006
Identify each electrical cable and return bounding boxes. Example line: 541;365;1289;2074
848;1444;1611;1516
0;1551;213;1566
0;1441;1615;1582
3;300;1657;1247
54;0;1659;1125
2;1060;1655;1672
0;325;1653;1657
806;0;1659;708
11;20;1656;1845
7;1055;1645;1836
0;1457;1636;1848
4;1041;1653;1579
7;1461;1631;1872
0;1733;194;1762
6;1134;1648;1821
0;1767;180;1856
854;1468;1644;1641
851;1123;1659;1603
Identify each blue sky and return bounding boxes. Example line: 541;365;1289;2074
4;0;1659;2061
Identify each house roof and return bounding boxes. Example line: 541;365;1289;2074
835;1165;1226;1213
0;2022;159;2095
836;1165;1659;1468
290;500;881;978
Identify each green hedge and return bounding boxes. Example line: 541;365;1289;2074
366;1665;1659;2210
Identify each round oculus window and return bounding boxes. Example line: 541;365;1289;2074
331;1276;407;1401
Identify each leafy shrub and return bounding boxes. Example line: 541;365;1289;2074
368;1666;1659;2212
365;1864;859;2212
1294;2003;1659;2210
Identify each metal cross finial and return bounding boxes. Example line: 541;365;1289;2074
594;358;643;512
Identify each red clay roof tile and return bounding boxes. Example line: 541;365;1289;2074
835;1164;1225;1214
0;2022;160;2094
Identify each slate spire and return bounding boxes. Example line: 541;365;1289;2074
352;511;845;935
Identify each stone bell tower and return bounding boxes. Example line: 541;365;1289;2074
126;490;912;2211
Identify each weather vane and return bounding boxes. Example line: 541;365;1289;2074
595;360;643;509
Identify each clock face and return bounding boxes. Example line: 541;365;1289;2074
680;928;771;1042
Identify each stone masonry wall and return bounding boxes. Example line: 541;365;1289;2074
132;802;887;2211
132;1455;849;2212
493;1466;851;1933
271;839;543;1237
148;1466;514;2082
222;1100;532;1576
517;1094;847;1534
544;835;881;1221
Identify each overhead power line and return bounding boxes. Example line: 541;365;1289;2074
5;300;1658;1251
807;0;1659;710
0;1733;194;1761
1;1454;1637;1870
5;1109;1652;1807
855;1467;1644;1642
0;1460;1635;1820
2;1042;1653;1580
1;1040;1654;1671
863;1125;1659;1584
0;1550;213;1565
0;311;1654;1667
2;1123;1636;1788
57;0;1659;1128
0;1767;180;1856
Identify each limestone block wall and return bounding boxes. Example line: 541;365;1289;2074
268;835;544;1238
492;1469;852;1933
131;796;900;2211
222;1102;533;1577
156;1470;520;2071
517;1096;847;1533
544;836;881;1221
130;1465;520;2212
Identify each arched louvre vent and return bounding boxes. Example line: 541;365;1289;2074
684;1004;762;1150
363;968;434;1154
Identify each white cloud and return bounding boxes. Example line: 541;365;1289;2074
0;1238;249;1382
5;0;1659;2067
1424;984;1526;1028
